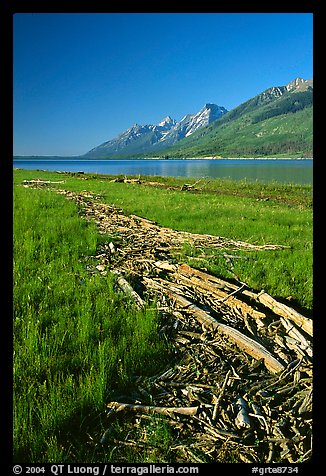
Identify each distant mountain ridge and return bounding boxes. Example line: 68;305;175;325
84;77;312;159
157;77;313;158
84;103;227;158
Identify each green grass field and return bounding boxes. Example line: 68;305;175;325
13;181;172;462
13;169;313;462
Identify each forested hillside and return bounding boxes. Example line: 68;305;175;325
156;84;313;158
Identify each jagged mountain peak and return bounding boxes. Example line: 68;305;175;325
84;102;228;158
255;78;312;107
288;78;313;93
286;77;306;91
181;103;228;137
158;116;176;127
204;103;223;110
130;123;141;130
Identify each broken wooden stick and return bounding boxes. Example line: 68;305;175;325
212;369;231;421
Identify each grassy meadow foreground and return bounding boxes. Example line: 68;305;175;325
13;169;312;462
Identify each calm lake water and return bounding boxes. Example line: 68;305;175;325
13;158;313;185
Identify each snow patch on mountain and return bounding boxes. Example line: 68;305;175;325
85;103;228;157
158;116;176;128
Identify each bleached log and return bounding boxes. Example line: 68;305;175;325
22;179;65;185
112;272;145;309
107;401;199;416
257;291;313;337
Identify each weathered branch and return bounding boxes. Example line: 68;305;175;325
257;291;313;337
212;370;231;421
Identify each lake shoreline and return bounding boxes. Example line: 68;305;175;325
14;156;313;161
13;157;313;185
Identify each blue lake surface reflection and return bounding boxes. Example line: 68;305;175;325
13;158;313;185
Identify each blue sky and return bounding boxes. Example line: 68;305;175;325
13;13;313;156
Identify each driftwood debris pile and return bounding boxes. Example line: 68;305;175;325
104;264;312;463
110;176;210;192
23;184;313;463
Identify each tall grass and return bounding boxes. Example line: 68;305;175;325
13;170;313;461
13;185;170;462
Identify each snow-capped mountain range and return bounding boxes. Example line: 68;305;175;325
84;78;312;159
84;103;228;158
